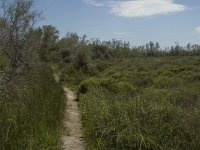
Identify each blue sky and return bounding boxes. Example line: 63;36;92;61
34;0;200;47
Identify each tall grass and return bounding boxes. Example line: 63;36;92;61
76;56;200;150
0;65;66;149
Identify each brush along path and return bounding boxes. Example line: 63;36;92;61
54;74;84;150
62;87;85;150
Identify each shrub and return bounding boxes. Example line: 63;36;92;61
116;82;138;97
60;49;71;62
156;68;174;77
133;72;153;87
78;77;100;94
191;73;200;81
99;78;116;91
77;56;200;150
169;88;199;110
73;51;90;73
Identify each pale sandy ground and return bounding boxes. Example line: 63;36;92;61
54;74;85;150
62;87;85;150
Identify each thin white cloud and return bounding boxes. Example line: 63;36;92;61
83;0;104;7
110;0;186;17
83;0;186;17
195;26;200;34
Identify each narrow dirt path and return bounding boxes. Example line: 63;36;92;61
54;74;84;150
62;87;85;150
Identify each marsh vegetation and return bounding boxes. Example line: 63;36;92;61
0;0;200;149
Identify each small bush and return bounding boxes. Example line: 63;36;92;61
157;68;174;77
133;72;153;87
73;51;90;73
78;77;100;94
116;82;138;97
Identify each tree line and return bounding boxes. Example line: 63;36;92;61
0;0;200;78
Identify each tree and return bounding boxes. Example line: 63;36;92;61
187;43;191;51
73;50;90;73
41;25;59;50
155;42;160;51
91;45;110;60
57;33;89;62
58;32;80;50
0;0;41;71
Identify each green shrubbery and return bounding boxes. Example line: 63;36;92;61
0;65;65;149
0;1;67;148
75;56;200;150
78;77;100;94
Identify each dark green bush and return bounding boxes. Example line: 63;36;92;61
73;51;90;73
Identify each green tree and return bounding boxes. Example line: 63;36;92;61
41;25;59;50
0;0;41;71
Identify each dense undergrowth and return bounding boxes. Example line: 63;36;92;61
0;65;66;150
60;56;200;150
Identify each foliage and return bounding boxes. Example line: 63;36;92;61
0;0;41;71
0;65;65;150
74;56;200;150
73;50;91;73
0;1;200;149
40;25;59;50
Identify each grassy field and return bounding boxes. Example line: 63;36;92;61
61;56;200;150
0;65;66;150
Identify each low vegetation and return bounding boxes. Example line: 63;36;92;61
47;29;200;150
59;56;200;150
0;65;66;149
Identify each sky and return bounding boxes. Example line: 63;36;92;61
34;0;200;47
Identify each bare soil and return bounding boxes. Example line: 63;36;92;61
62;87;85;150
54;74;84;150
